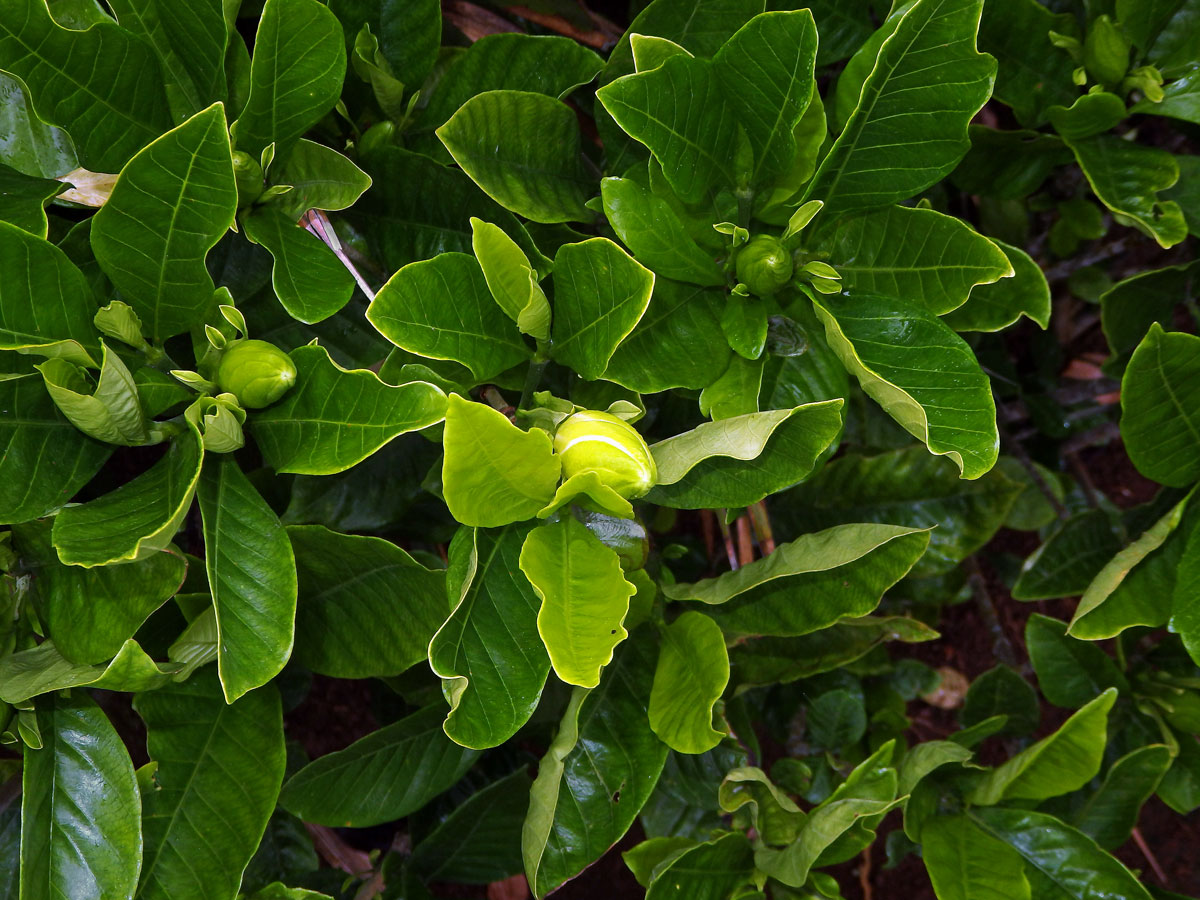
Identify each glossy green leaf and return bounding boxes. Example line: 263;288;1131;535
280;704;477;828
1025;614;1128;708
807;689;867;750
91;102;237;340
0;221;100;367
961;665;1039;738
523;629;667;897
0;638;178;703
921;814;1030;900
243;208;355;325
803;0;994;220
368;251;531;380
20;694;141;900
665;523;929;637
52;425;203;567
410;768;530;885
1012;510;1122;601
232;0;346;158
288;524;446;678
429;524;551;749
0;1;169;170
437;91;590;223
1066;135;1187;249
198;455;296;702
601;280;730;393
699;354;762;420
815;205;1013;315
38;345;147;445
0;374;111;525
598;54;738;204
520;516;634;689
644;832;754;900
782;447;1020;577
251;344;446;476
942;239;1051;332
0;70;77;178
970;689;1117;805
470;217;550;340
108;0;226;119
711;10;817;186
645;401;844;509
16;520;184;665
0;165;59;237
1071;490;1194;639
1121;324;1200;487
135;672;285;900
441;394;560;528
550;238;655;380
1135;69;1200;123
648;611;728;753
718;766;805;846
813;293;999;479
1073;745;1172;850
1101;261;1200;361
273;140;372;218
969;807;1153;900
419;33;602;134
600;178;723;287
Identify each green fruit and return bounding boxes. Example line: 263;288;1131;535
735;234;793;296
232;151;263;207
216;339;297;409
554;410;657;499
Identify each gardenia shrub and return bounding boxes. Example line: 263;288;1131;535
0;0;1198;898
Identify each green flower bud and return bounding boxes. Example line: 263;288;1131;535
554;411;657;499
232;151;263;207
1084;15;1131;85
735;234;793;296
216;339;297;409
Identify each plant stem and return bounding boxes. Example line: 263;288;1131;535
518;355;549;410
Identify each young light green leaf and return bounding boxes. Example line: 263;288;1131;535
0;220;100;367
52;425;203;567
969;689;1117;805
198;456;297;702
242;208;355;325
15;520;184;665
520;516;635;689
231;0;346;158
437;91;591;223
135;672;285;900
943;239;1051;332
645;400;845;509
523;629;667;898
441;394;561;528
250;344;447;475
537;472;634;520
37;345;147;446
602;280;730;393
803;0;995;220
91;102;238;340
429;524;551;749
107;0;226;119
1066;134;1187;248
0;3;170;170
0;638;179;704
288;524;447;678
368;252;531;380
1121;324;1200;487
280;704;477;828
968;807;1154;900
664;524;929;637
20;694;141;900
649;611;729;754
813;293;999;479
600;178;723;287
0;374;112;525
550;238;655;380
597;54;738;204
470;217;551;340
711;10;818;186
921;815;1030;900
815;205;1013;314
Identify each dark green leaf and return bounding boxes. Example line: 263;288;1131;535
943;240;1052;332
272;140;372;219
807;689;867;750
644;832;755;900
243;208;355;325
1121;324;1200;487
1025;614;1128;708
978;0;1077;126
1072;745;1172;850
0;70;78;178
961;665;1040;738
1012;510;1123;601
